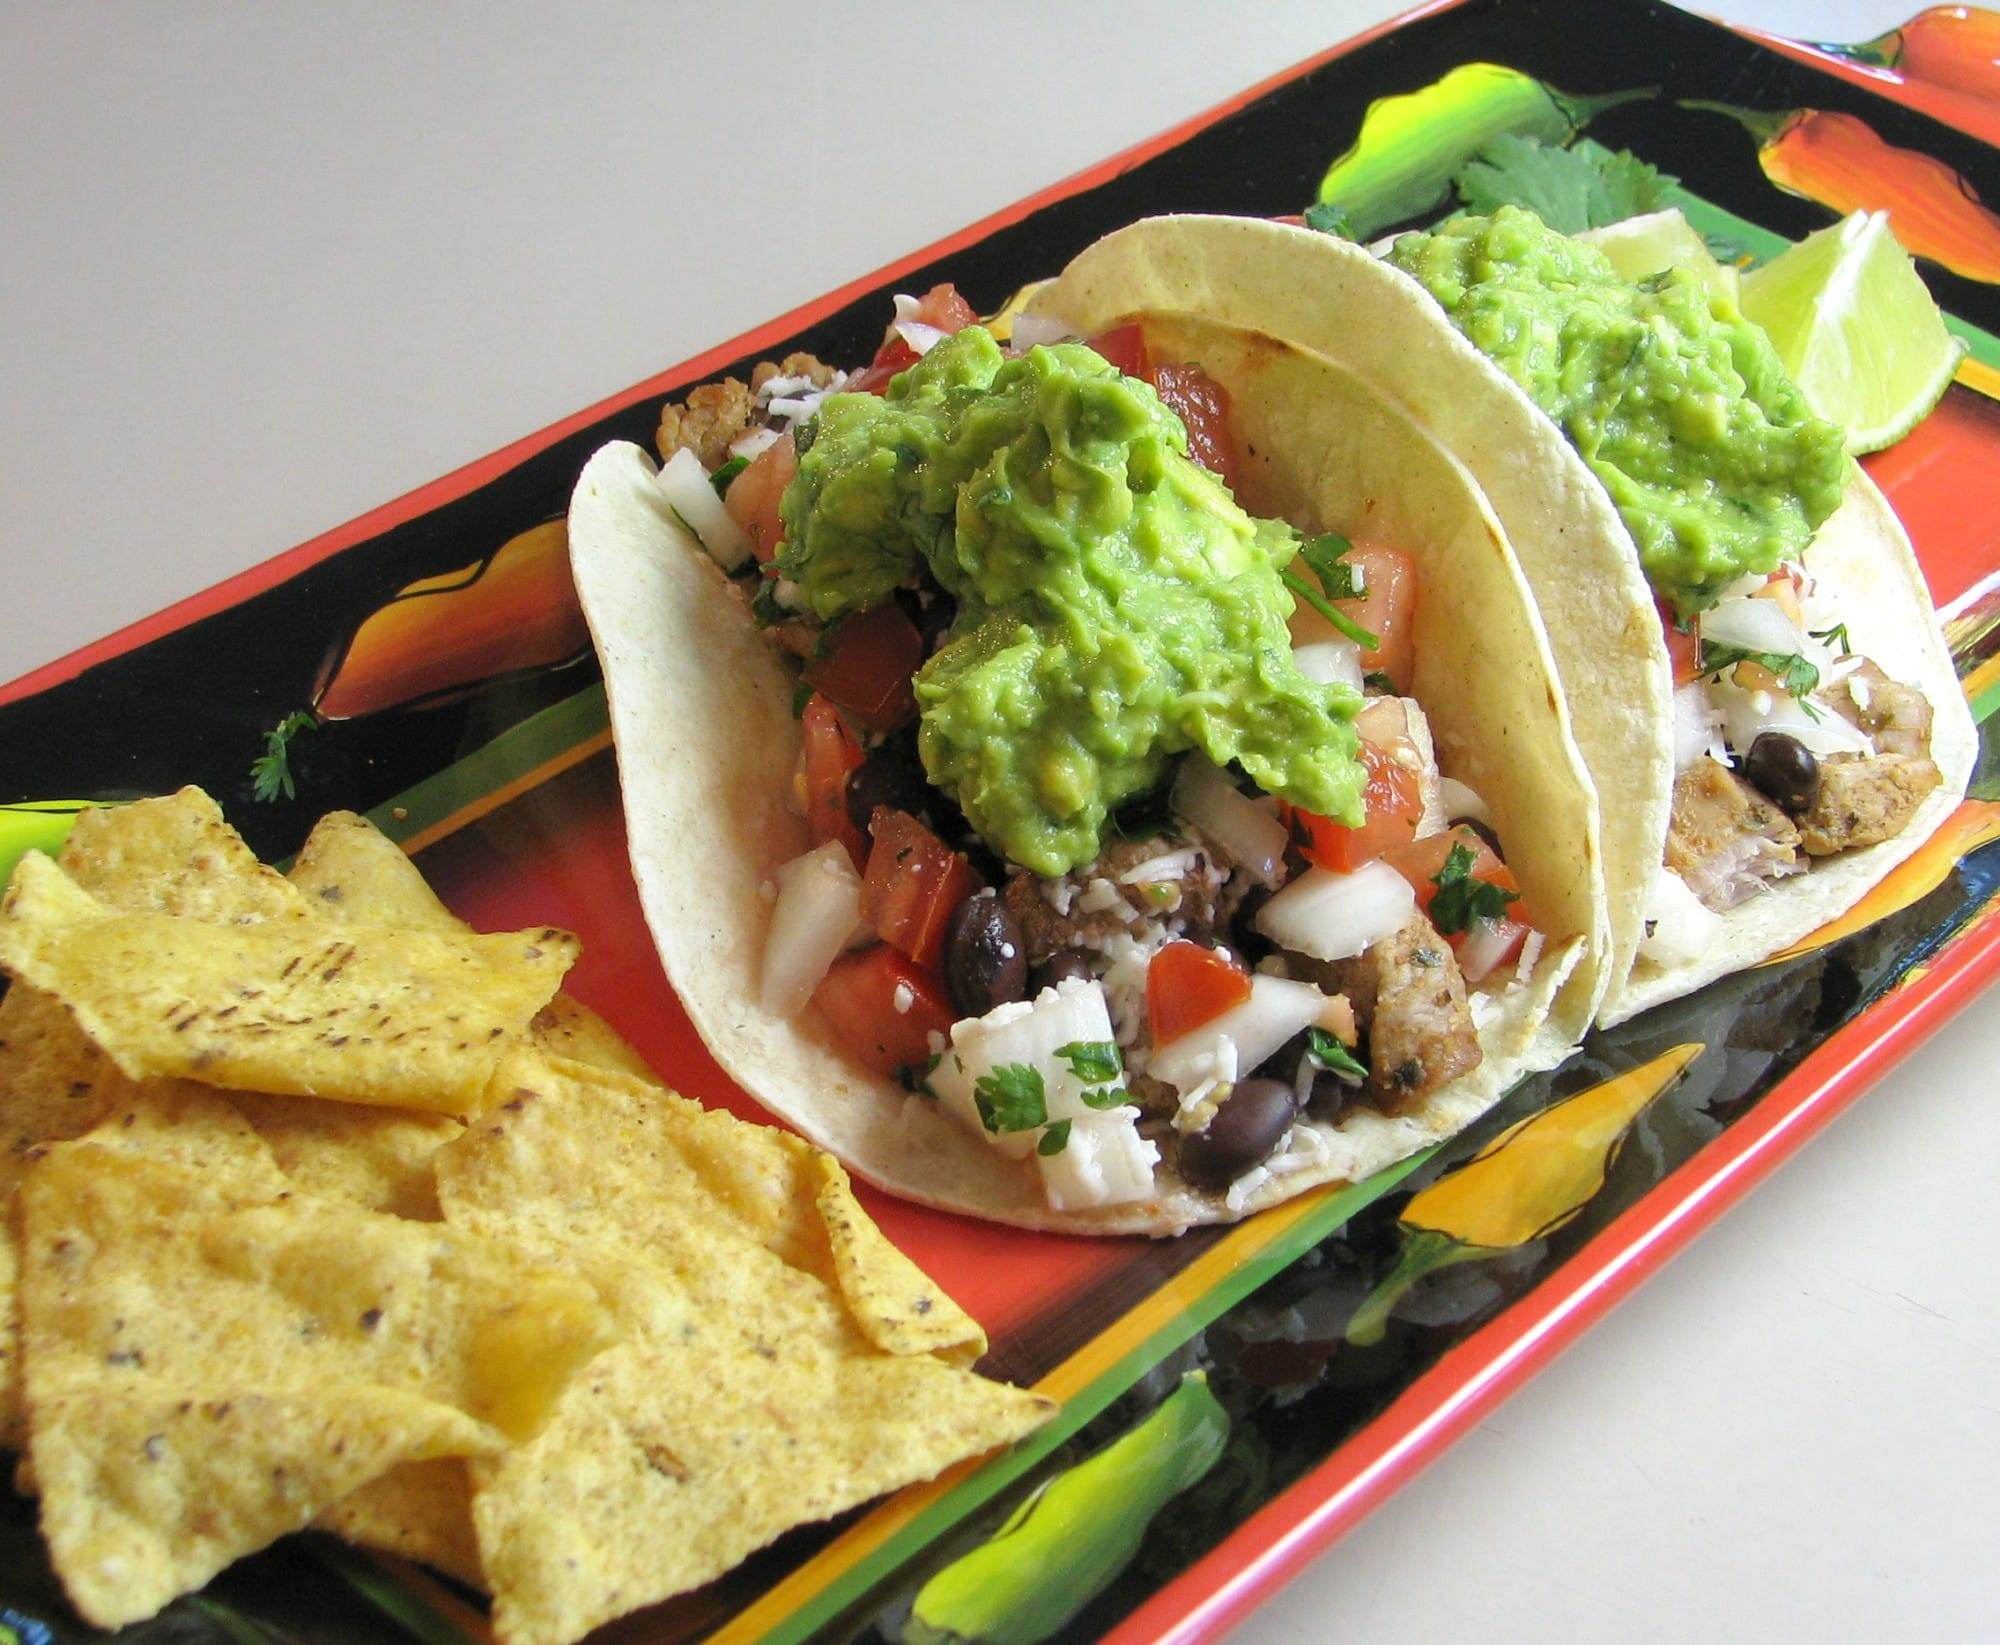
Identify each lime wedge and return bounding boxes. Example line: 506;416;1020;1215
1578;208;1740;303
1740;209;1964;453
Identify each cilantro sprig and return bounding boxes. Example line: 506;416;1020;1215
250;711;319;804
1453;136;1677;235
1699;640;1820;706
1428;842;1519;935
1055;1040;1123;1084
1306;1027;1368;1084
973;1064;1048;1134
1282;532;1378;651
1302;202;1357;240
1037;1120;1072;1157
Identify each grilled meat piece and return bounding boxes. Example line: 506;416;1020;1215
656;378;756;470
1666;757;1803;911
1822;658;1935;759
1795;752;1942;856
1002;834;1233;962
749;352;838;394
1304;914;1480;1114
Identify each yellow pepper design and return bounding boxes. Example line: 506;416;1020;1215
1347;1044;1703;1345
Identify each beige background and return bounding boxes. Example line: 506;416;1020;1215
4;3;1997;1640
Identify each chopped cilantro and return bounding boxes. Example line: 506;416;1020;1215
709;454;748;498
1080;1085;1129;1111
1700;640;1820;703
1282;532;1378;650
250;711;318;804
750;576;788;629
1306;1027;1368;1084
1428;841;1518;935
1056;1040;1123;1083
1453;136;1677;235
1037;1119;1072;1157
792;416;818;456
1363;671;1395;694
902;1053;942;1098
1809;622;1854;657
1302;201;1356;240
974;1063;1048;1133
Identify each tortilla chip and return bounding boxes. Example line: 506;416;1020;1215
318;1459;484;1590
434;1052;1053;1645
59;788;306;925
18;1140;617;1626
231;1093;460;1220
812;1157;985;1367
528;994;653;1081
289;811;460;934
0;854;577;1113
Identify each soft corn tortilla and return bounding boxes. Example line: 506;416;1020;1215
570;267;1608;1231
1032;214;1974;1023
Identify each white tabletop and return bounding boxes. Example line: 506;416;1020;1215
5;4;1996;1640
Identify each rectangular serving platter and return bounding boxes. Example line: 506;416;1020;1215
4;1;1999;1640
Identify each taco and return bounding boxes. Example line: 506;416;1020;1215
1034;212;1976;1025
569;250;1607;1233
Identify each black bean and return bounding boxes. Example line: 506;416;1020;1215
943;892;1028;1018
1254;1029;1359;1118
897;586;957;656
846;735;935;835
1743;731;1820;814
1032;947;1096;993
1176;1077;1299;1190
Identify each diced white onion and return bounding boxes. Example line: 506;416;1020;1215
893;320;949;357
1037;1114;1160;1210
1117;847;1200;886
655;447;751;571
1170;756;1289;884
928;978;1121;1161
1700;594;1807;659
761;844;863;1018
728;426;782;461
1146;974;1330;1092
1640;869;1725;967
1439;777;1490;826
1291;638;1364;691
1673;682;1728;771
1010;312;1077;349
1709;674;1872;759
1455;918;1519;986
1254;860;1416;964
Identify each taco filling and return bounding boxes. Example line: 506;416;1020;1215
1386;207;1944;967
651;290;1554;1214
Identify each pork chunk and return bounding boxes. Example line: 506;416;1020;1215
1823;658;1935;759
1309;914;1480;1114
1666;757;1803;911
655;377;756;470
1796;752;1942;856
1002;834;1233;962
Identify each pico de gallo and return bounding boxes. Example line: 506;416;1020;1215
650;285;1547;1213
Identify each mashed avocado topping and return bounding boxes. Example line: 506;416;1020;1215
777;326;1363;875
1388;206;1848;613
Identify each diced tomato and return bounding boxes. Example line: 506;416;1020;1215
1148;361;1241;493
1286;738;1423;872
1335;541;1419;694
723;432;796;563
1754;567;1804;626
910;283;979;334
805;601;923;732
1659;600;1702;685
860;809;984;972
1381;824;1534;935
812;945;957;1077
799;694;865;870
850;284;979;394
1455;915;1532;985
1086;324;1150;378
1147;941;1252;1046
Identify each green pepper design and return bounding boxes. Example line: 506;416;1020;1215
904;1373;1230;1645
1317;62;1655;240
0;802;100;896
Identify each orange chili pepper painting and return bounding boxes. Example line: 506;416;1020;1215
1838;7;2000;106
1687;100;2000;283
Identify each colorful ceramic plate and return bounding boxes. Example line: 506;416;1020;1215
5;1;1999;1639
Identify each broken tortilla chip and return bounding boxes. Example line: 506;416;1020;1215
0;853;577;1113
433;1051;1052;1645
19;1139;617;1626
317;1458;485;1591
813;1156;985;1367
59;789;307;925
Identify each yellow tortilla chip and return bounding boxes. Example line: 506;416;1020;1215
230;1093;460;1220
434;1052;1053;1645
528;994;653;1080
318;1459;484;1590
58;788;306;924
0;854;577;1113
812;1156;985;1367
19;1139;617;1626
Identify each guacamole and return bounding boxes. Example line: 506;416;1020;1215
777;327;1363;875
1388;206;1848;613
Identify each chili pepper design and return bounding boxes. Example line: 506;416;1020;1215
904;1373;1228;1645
1685;100;2000;283
0;802;103;896
312;517;588;721
1825;7;2000;105
1344;1044;1703;1346
1316;63;1655;240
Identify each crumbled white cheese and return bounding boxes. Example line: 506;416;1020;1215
891;980;915;1015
